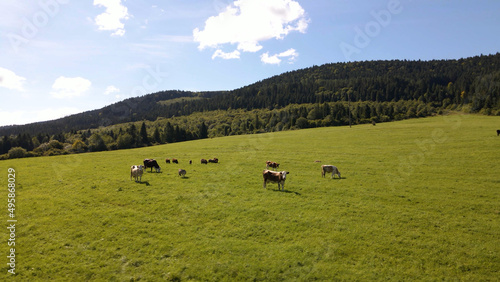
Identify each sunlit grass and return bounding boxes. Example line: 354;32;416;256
1;114;499;280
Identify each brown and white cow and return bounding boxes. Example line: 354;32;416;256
172;158;179;164
263;169;289;191
130;165;144;182
265;160;280;170
321;165;341;179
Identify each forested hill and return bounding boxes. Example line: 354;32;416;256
1;53;499;139
0;90;227;137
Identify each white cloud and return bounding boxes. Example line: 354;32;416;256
212;49;241;60
261;48;298;65
193;0;308;57
93;0;130;36
104;85;120;95
261;53;282;65
0;67;26;91
51;76;92;99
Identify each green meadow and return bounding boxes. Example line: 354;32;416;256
1;114;499;280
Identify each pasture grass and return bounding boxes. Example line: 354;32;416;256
1;114;499;280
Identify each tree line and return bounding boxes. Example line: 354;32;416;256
1;53;499;159
1;100;437;159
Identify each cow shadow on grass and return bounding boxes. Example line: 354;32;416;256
272;189;301;196
137;181;151;186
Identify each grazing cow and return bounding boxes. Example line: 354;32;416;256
497;130;500;136
172;158;179;164
130;165;144;182
201;159;208;164
208;158;219;163
263;169;289;191
165;158;171;164
189;160;192;165
178;169;187;177
321;165;341;179
143;159;161;173
266;161;280;170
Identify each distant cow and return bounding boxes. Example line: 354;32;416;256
143;159;161;173
172;158;179;164
208;158;219;163
266;161;280;170
178;169;186;177
165;158;171;164
263;169;289;191
201;159;208;164
497;130;500;136
189;160;192;165
321;165;341;179
130;165;144;182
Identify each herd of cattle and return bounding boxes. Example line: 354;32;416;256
130;158;341;191
130;158;220;182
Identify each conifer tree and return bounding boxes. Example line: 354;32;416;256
140;122;149;145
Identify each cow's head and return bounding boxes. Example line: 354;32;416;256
280;171;289;179
155;167;161;173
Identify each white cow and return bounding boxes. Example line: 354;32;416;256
130;165;145;182
321;165;341;179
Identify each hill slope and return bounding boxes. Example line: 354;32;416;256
1;115;499;280
1;53;499;138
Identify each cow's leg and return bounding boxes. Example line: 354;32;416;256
263;180;266;189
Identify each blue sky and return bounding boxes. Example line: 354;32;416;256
0;0;499;127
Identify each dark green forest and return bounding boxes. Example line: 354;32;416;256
1;53;499;159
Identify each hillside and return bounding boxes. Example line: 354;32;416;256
1;115;499;280
1;53;499;158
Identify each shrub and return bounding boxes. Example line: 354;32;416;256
49;140;64;150
8;147;28;159
72;140;88;153
295;117;309;129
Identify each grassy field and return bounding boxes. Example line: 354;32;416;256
1;114;499;280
